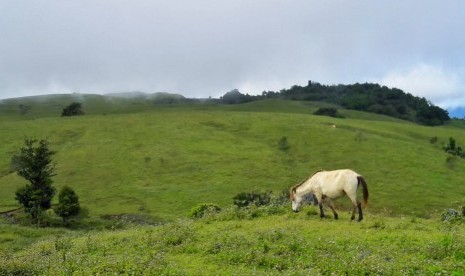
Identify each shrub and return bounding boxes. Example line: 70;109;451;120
54;186;80;226
443;137;465;158
62;102;84;117
189;203;221;218
278;137;290;151
233;191;271;208
313;107;344;118
441;208;462;223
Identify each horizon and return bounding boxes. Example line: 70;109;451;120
1;84;464;119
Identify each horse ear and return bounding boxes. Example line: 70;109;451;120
290;188;296;200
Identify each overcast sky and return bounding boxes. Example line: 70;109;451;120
1;1;465;110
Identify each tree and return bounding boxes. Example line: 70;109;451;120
62;102;84;117
54;186;80;226
12;138;56;225
313;107;344;118
220;89;254;104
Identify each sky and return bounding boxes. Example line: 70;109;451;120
1;1;465;114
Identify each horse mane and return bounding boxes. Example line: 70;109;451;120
289;169;325;199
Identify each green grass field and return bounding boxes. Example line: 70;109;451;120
2;96;465;219
2;209;465;274
2;94;465;274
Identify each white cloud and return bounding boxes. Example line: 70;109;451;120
378;64;465;109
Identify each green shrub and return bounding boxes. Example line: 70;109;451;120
233;191;272;208
189;203;221;218
443;137;465;158
278;136;290;151
313;107;344;118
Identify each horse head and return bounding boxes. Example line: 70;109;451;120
290;187;303;213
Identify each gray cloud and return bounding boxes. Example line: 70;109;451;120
1;1;465;108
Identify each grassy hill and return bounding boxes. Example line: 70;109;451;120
2;94;465;274
1;96;465;220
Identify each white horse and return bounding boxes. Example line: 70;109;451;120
290;169;368;221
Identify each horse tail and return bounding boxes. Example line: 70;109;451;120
357;176;369;206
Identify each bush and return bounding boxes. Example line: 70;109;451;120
233;191;271;208
441;208;462;223
313;107;344;118
189;203;221;218
278;137;290;151
54;186;80;226
443;137;465;158
62;102;84;117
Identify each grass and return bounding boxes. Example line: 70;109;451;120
2;94;465;274
2;207;465;274
2;97;465;220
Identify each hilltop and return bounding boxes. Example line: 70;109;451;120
0;80;453;126
218;81;450;126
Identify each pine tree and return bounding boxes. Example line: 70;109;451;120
13;138;56;225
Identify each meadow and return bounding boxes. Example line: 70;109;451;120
1;95;465;274
2;208;465;274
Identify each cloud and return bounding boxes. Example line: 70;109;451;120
378;64;465;109
1;1;465;104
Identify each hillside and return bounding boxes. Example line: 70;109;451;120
2;96;465;274
1;97;465;222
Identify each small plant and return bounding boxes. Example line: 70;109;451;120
430;136;438;144
443;137;465;158
189;203;221;218
278;137;290;151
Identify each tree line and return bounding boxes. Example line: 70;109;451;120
218;81;450;126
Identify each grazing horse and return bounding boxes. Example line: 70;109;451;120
290;169;369;221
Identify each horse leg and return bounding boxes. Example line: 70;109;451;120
318;202;325;218
351;204;357;221
328;200;338;220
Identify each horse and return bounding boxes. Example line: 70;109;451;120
289;169;369;221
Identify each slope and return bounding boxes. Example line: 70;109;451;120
1;99;465;221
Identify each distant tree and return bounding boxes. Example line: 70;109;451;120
54;186;80;226
12;138;56;225
62;102;84;117
220;89;254;104
314;107;344;118
416;104;450;126
18;104;32;115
